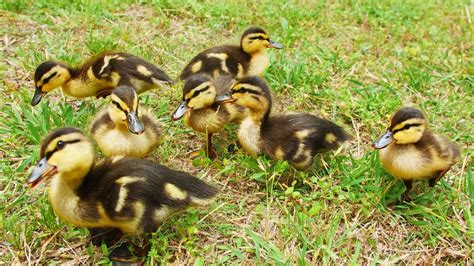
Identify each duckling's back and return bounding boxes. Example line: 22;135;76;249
180;45;250;81
261;113;349;170
107;53;174;92
77;52;174;93
77;158;218;233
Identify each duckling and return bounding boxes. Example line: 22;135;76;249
216;76;350;170
171;74;244;158
179;26;283;81
90;85;163;158
372;107;460;201
27;127;218;260
32;52;174;106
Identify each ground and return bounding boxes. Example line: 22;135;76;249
0;0;473;264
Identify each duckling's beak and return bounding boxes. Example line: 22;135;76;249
214;92;235;103
31;87;46;106
171;101;191;121
372;131;395;149
27;157;58;189
269;40;283;49
127;111;145;135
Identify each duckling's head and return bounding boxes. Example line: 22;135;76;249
27;128;94;188
373;107;427;149
240;27;283;54
171;74;217;120
109;86;145;135
216;76;272;120
32;61;72;106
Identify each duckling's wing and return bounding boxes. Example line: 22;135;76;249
115;53;175;86
296;114;350;151
424;132;461;163
179;45;248;81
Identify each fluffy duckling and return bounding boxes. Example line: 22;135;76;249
216;76;349;170
90;85;162;158
27;128;218;259
179;26;283;81
171;74;244;158
372;107;460;201
32;52;174;106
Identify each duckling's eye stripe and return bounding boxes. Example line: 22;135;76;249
235;88;259;95
43;72;57;84
112;101;126;113
192;86;210;98
249;36;268;41
45;139;81;159
393;123;422;134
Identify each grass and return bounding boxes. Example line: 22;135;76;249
0;0;473;264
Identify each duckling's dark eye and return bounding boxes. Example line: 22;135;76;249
249;36;268;41
113;101;124;111
239;88;259;95
192;86;210;98
43;71;57;84
45;139;80;159
56;140;65;149
393;123;422;133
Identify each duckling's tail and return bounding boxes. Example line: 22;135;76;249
314;119;351;152
188;180;219;206
166;174;219;207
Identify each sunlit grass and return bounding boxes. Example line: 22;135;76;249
0;0;472;264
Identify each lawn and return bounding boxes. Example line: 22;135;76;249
0;0;473;264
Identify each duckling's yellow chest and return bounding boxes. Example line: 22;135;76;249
238;118;262;157
95;125;159;158
62;70;121;98
247;52;269;76
49;177;85;226
185;107;231;133
379;145;438;180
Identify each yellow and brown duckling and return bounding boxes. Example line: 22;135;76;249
216;76;350;170
372;107;460;201
171;74;244;158
179;26;283;81
90;85;163;158
32;52;174;106
27;127;218;260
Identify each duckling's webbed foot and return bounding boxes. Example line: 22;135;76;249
109;239;150;264
89;227;123;247
109;244;138;264
96;87;115;98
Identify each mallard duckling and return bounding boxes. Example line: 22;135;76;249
216;76;349;170
90;85;162;158
27;128;218;259
179;26;283;81
32;52;174;106
171;74;244;158
372;107;460;201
